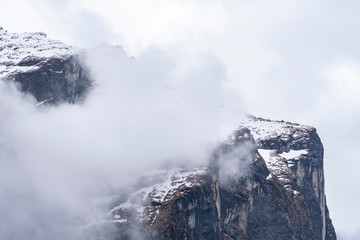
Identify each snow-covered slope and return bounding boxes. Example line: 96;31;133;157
239;115;314;142
0;26;79;79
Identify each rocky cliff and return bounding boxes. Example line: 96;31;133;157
0;27;92;104
84;117;336;240
0;28;336;239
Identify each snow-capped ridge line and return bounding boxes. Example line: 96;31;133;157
0;27;80;79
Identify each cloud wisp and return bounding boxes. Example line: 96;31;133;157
0;47;231;239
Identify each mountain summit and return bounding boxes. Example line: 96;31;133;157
0;27;92;104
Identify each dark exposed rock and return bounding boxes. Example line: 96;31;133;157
88;118;336;240
0;27;93;105
5;54;93;104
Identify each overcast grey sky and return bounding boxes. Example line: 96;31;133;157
1;0;360;239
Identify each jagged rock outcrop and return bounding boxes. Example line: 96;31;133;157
240;116;336;240
86;117;336;240
0;27;92;104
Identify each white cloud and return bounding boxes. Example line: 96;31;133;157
322;60;360;107
0;46;230;239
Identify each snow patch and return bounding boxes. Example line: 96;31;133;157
258;149;276;163
111;219;127;223
279;149;308;159
258;149;296;191
239;116;312;141
266;173;273;180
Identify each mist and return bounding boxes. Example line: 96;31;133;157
3;0;360;238
0;47;233;239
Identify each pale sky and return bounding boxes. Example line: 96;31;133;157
1;0;360;239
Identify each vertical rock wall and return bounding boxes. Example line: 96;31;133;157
5;55;92;104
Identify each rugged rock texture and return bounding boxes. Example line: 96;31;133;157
87;117;336;240
0;27;92;104
240;117;337;240
6;55;92;104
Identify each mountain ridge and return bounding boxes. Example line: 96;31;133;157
0;27;92;104
0;28;336;240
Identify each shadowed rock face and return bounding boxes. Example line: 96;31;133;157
240;117;337;240
5;55;92;104
0;27;93;105
87;121;336;240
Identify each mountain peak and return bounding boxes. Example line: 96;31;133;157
0;29;92;104
0;28;78;79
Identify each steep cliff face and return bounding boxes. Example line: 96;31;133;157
0;27;92;104
240;117;336;240
86;118;336;240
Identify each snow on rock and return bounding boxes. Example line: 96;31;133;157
91;167;207;226
266;173;273;180
258;148;309;193
239;116;314;193
0;27;79;78
239;115;313;141
280;149;308;159
149;167;206;203
258;149;275;163
258;149;295;190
